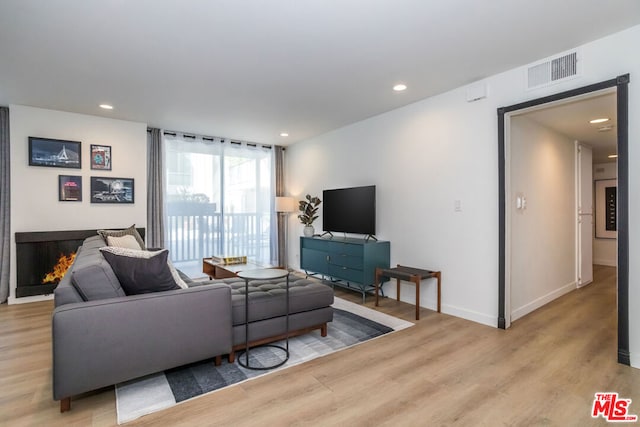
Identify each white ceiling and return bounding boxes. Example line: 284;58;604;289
1;0;639;145
521;91;618;164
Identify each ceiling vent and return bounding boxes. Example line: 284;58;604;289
526;51;580;90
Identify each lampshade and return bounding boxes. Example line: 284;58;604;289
275;196;296;213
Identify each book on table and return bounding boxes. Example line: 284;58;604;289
211;255;247;265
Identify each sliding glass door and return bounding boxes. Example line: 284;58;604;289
164;134;274;274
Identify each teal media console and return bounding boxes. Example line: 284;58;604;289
300;236;390;302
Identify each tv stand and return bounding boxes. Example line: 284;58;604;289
365;234;377;242
300;236;390;303
320;231;333;238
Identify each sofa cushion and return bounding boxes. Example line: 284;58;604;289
97;225;146;250
210;274;334;325
177;269;195;285
100;248;181;295
81;235;109;250
71;261;126;301
107;234;143;250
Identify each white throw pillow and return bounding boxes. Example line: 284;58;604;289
100;246;189;289
107;234;143;250
97;224;146;249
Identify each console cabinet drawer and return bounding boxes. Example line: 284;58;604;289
328;264;363;283
302;238;329;252
327;241;363;257
300;237;390;289
328;254;363;269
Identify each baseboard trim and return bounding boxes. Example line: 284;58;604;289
8;293;54;305
441;304;497;328
380;281;498;328
511;281;576;322
593;259;617;267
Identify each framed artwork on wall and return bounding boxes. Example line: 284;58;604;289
90;176;134;204
90;144;112;170
29;137;81;169
58;175;82;202
595;178;617;239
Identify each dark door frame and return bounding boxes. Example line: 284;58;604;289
497;74;630;365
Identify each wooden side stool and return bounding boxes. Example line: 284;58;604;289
375;265;441;320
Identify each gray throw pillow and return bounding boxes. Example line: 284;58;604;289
100;248;180;295
100;246;189;289
97;224;146;250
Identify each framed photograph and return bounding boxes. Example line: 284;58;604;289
595;179;617;239
90;176;134;204
58;175;82;202
90;144;112;170
29;137;81;169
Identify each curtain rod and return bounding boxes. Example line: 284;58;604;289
147;128;278;150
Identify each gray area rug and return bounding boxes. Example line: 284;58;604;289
115;297;413;424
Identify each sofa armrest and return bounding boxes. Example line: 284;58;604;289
52;284;232;401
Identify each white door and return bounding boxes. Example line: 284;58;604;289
577;143;593;287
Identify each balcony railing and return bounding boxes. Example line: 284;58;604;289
165;202;271;264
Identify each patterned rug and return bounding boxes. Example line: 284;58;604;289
115;297;413;424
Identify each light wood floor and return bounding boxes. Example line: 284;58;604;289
1;265;638;426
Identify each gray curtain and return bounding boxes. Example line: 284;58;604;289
274;146;286;267
146;128;165;248
0;107;10;303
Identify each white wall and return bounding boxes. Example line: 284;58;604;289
9;105;147;304
593;162;618;266
287;94;499;326
286;24;640;368
509;116;576;321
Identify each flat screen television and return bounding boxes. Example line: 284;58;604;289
322;185;376;236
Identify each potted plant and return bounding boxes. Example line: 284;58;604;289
298;194;321;237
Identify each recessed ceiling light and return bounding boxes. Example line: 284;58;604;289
393;84;407;92
99;104;114;110
598;125;614;132
589;117;609;124
608;154;618;159
280;132;289;137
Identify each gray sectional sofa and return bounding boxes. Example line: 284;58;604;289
52;235;334;412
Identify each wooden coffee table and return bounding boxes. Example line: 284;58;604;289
202;258;276;279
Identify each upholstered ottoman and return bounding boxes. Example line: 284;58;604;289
209;273;334;362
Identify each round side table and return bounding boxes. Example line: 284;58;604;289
236;268;290;370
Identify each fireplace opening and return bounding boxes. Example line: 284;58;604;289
15;232;86;297
15;228;145;298
42;251;77;284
